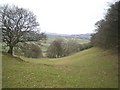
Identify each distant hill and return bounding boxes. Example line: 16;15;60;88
70;33;92;40
46;32;92;40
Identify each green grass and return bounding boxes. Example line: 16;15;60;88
2;47;118;88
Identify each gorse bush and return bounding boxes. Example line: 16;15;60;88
79;42;93;51
14;43;43;58
28;44;43;58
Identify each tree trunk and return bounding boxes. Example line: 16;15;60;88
8;46;13;55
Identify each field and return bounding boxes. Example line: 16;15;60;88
2;47;118;88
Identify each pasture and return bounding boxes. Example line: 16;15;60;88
2;47;118;88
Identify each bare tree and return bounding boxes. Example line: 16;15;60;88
47;39;64;58
0;4;45;55
63;39;80;56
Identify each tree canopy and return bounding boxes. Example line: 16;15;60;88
91;1;119;51
0;4;46;55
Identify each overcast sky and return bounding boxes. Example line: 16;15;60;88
0;0;116;34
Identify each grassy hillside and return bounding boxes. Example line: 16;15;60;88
2;47;118;88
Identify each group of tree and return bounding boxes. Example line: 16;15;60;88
47;39;93;58
0;4;46;55
91;1;119;51
0;4;92;58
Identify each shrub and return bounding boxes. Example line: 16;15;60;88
79;42;93;51
14;43;43;58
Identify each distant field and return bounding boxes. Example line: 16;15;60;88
2;47;118;88
46;36;90;44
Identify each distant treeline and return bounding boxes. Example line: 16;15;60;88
91;1;119;51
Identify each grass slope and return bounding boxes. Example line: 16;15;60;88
2;48;118;88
